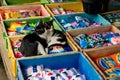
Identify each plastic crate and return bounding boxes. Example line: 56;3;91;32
2;0;49;6
66;25;120;52
2;17;52;38
54;12;111;32
45;2;83;16
101;10;120;29
0;4;50;20
17;52;103;80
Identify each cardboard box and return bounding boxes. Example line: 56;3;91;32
17;52;103;80
84;46;120;80
0;5;50;20
66;25;120;52
45;2;83;16
54;12;111;32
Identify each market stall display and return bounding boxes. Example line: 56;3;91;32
0;0;120;80
1;17;78;77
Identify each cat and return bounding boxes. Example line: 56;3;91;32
46;20;68;52
19;20;68;57
19;20;48;57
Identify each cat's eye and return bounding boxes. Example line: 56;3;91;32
35;28;45;34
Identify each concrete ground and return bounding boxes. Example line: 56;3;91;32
0;57;8;80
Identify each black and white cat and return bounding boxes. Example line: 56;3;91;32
19;20;48;57
19;20;68;57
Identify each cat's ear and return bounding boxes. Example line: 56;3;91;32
46;19;54;25
40;20;45;26
36;20;44;28
45;20;54;31
38;20;45;27
50;19;54;24
50;19;54;23
35;20;42;31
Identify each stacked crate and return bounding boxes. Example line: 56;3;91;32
0;0;120;80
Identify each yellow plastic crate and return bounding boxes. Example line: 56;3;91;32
45;2;84;16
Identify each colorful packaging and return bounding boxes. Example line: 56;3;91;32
27;76;43;80
95;57;117;71
104;66;120;78
25;66;86;80
12;40;23;58
57;6;66;15
48;46;65;54
43;68;57;80
48;45;72;54
110;52;120;65
110;36;120;45
4;10;39;19
26;65;43;79
8;21;36;36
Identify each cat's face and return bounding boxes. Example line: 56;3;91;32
44;20;54;32
35;20;54;38
35;20;47;35
35;20;54;37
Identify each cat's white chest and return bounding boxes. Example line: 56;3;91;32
48;36;61;46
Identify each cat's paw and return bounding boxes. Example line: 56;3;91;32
45;48;48;54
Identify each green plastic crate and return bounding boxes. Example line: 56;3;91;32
2;0;49;6
48;0;78;3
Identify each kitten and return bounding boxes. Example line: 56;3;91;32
46;20;68;52
19;20;48;57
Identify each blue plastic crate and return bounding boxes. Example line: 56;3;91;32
54;12;111;32
17;52;103;80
